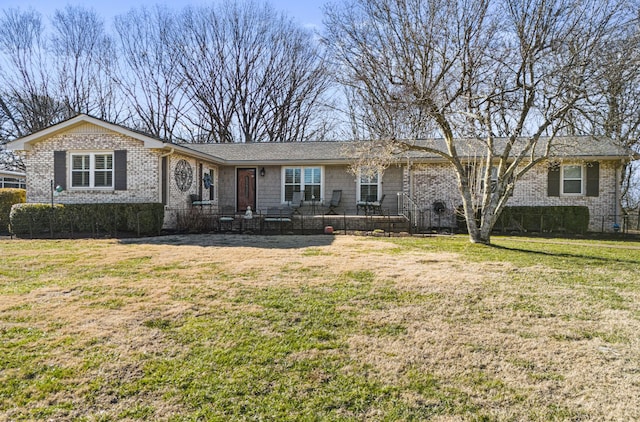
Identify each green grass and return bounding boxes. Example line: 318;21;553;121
1;234;639;420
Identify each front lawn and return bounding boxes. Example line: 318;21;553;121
1;234;639;420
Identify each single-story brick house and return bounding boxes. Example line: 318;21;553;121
6;114;635;232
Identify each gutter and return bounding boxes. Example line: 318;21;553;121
160;147;174;157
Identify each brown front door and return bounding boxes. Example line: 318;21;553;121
237;168;256;211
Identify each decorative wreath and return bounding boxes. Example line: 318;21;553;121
203;173;212;189
174;159;193;192
432;200;446;214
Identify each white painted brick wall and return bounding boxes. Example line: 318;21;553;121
18;124;623;233
24;132;160;204
21;130;219;230
408;160;623;232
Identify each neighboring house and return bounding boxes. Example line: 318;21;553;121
0;169;26;189
6;114;635;232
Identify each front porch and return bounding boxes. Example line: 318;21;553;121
169;205;415;235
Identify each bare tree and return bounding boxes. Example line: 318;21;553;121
0;8;66;138
113;6;187;140
50;6;117;119
174;0;332;143
325;0;629;244
581;10;640;209
173;4;240;143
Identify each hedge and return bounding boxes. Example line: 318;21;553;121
0;188;26;234
9;203;165;238
496;206;590;234
457;205;590;234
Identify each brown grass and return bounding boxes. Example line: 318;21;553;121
1;234;639;420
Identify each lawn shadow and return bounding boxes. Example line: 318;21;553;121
489;243;640;266
119;233;337;249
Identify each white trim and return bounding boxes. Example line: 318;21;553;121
7;114;167;151
281;165;325;204
69;151;114;190
561;164;584;195
0;176;26;189
0;169;26;177
357;169;382;201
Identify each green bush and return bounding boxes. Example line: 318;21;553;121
496;206;590;234
9;203;165;238
0;189;26;234
456;205;590;234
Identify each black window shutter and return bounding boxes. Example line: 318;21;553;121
54;150;66;190
547;165;560;197
114;150;127;191
586;162;600;197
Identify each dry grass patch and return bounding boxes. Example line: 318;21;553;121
1;234;639;420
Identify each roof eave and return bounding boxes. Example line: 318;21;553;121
219;158;350;166
6;114;168;151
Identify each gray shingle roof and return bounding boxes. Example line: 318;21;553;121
183;141;354;164
180;136;633;165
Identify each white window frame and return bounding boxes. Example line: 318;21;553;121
479;166;498;193
0;177;25;189
281;166;324;203
357;169;382;201
561;164;584;195
70;152;114;189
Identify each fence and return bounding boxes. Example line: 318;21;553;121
7;204;639;239
620;213;640;234
8;207;163;239
169;205;411;236
409;210;638;236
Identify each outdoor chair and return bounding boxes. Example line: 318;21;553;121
357;195;377;215
370;194;386;215
190;193;212;206
356;195;374;215
290;191;303;214
325;190;342;215
217;206;236;232
262;207;293;234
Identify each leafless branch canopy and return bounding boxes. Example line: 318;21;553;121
0;1;333;146
324;0;633;242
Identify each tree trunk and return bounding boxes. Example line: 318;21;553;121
457;177;491;244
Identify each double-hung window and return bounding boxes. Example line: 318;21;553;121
283;167;323;202
562;165;583;195
479;166;498;193
303;167;321;201
71;152;114;189
358;170;381;201
548;162;598;197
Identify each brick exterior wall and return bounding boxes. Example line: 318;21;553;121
23;128;161;204
18;123;219;230
407;160;623;232
164;153;219;229
15;119;624;233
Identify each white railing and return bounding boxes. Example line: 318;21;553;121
397;192;421;228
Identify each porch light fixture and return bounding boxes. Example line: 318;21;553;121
260;167;265;177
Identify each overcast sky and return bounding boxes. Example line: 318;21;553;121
0;0;325;30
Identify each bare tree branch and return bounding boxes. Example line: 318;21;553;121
325;0;629;243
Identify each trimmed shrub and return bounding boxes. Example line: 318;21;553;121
9;203;165;238
0;189;26;234
456;205;590;234
496;206;589;234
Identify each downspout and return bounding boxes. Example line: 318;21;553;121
160;147;175;158
160;148;175;206
613;159;621;231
